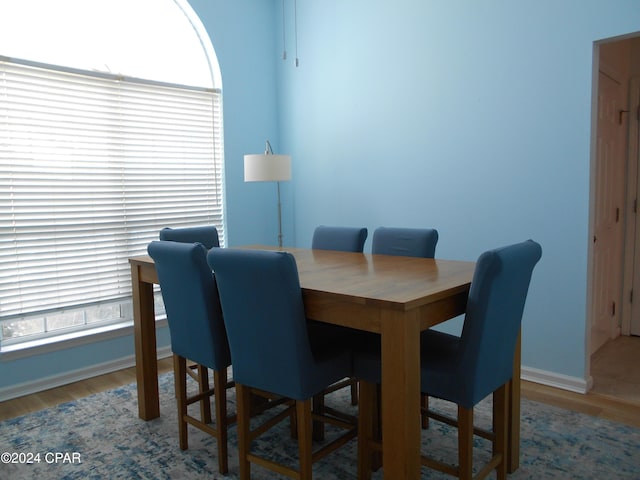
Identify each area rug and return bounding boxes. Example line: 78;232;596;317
1;373;638;479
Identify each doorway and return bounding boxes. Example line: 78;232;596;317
589;35;640;401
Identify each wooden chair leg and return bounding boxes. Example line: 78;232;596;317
296;399;313;480
350;378;359;405
421;393;430;429
458;406;474;480
493;384;508;480
213;368;229;474
357;380;376;480
290;404;298;439
312;393;325;441
236;384;252;480
371;384;383;471
173;354;189;450
198;365;212;424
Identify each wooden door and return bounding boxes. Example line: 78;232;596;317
629;79;640;336
591;71;626;353
633;214;640;333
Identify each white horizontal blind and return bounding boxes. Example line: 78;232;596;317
0;57;224;326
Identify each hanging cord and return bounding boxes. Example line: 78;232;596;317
282;0;287;60
294;0;299;66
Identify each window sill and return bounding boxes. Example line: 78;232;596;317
0;318;169;361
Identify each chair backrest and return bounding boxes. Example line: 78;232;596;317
207;248;320;400
371;227;439;258
147;240;230;370
457;240;542;406
159;226;220;249
311;225;368;252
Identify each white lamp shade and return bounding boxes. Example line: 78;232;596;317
244;154;292;182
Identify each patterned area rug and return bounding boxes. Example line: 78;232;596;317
1;373;639;479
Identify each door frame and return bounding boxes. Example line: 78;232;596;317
586;38;633;388
622;76;640;335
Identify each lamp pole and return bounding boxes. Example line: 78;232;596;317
277;181;283;248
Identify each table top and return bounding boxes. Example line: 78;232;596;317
272;246;474;310
131;245;475;311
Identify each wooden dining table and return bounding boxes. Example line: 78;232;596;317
129;246;522;478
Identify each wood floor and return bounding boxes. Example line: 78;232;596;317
1;348;639;428
590;335;640;404
0;358;174;422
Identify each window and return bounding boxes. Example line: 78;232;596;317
0;0;224;348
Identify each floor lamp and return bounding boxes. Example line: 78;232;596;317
244;141;292;247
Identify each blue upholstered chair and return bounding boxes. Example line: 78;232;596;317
159;225;220;249
354;240;542;480
147;240;232;474
158;225;221;419
371;226;439;429
311;225;368;410
371;226;438;258
207;248;357;480
311;225;368;252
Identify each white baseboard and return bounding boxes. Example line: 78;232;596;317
0;346;172;402
521;365;589;394
2;354;589;402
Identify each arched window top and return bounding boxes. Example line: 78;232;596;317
0;0;220;89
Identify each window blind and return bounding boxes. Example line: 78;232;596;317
0;57;224;328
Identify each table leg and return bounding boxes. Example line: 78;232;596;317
380;309;421;479
507;331;521;472
131;263;160;420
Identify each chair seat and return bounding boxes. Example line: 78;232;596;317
420;329;460;357
351;329;461;397
299;335;353;401
419;330;464;403
307;321;361;356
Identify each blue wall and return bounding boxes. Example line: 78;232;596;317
274;0;640;379
3;0;640;395
189;0;284;247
